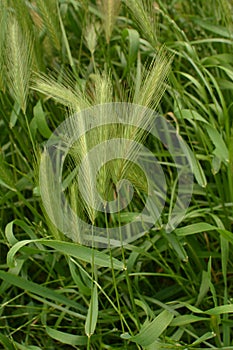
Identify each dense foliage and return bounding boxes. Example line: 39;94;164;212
0;0;233;349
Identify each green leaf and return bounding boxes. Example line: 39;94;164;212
5;219;39;245
205;124;229;163
32;100;52;138
185;145;207;187
85;284;98;337
0;334;15;350
196;270;210;306
122;28;140;66
121;310;174;346
170;315;209;327
14;344;42;350
193;18;232;38
174;109;208;124
191;331;216;346
212;155;222;174
0;154;16;191
165;234;188;262
7;239;124;270
175;223;215;236
179;301;233;316
0;270;86;316
7;239;36;267
46;327;87;346
41;240;124;270
9;101;21;128
68;258;91;296
206;305;233;316
5;221;19;245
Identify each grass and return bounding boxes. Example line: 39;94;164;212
0;0;233;349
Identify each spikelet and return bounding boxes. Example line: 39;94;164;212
8;0;35;34
0;5;7;92
89;71;113;105
123;0;159;46
97;0;121;44
35;51;172;239
31;73;90;112
84;21;100;55
133;48;173;110
35;0;61;50
5;15;33;113
112;48;173;190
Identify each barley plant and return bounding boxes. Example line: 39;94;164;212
1;0;233;349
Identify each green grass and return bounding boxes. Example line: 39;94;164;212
1;0;233;349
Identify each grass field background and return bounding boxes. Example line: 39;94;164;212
1;0;233;349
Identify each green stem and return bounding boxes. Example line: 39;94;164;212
117;196;140;331
105;208;125;334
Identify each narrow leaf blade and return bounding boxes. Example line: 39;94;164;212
85;284;98;337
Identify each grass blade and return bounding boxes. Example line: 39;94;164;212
122;309;174;346
7;239;124;270
0;271;86;316
85;283;98;337
46;327;87;346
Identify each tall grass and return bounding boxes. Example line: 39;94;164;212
0;0;233;349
